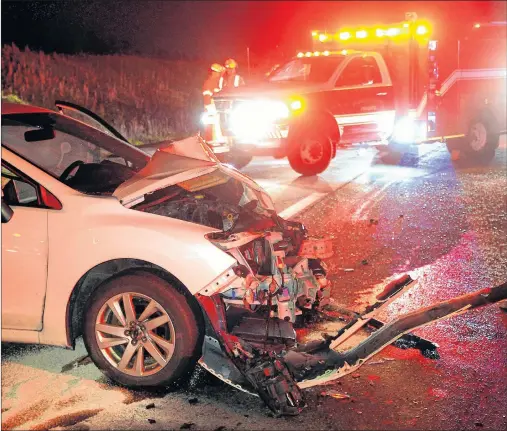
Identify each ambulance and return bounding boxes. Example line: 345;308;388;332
204;13;506;175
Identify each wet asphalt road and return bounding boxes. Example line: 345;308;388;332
2;140;506;430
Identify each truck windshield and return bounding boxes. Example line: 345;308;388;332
269;56;344;84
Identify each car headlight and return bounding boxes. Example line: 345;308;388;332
230;100;289;140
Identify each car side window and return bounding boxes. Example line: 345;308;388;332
1;164;60;209
2;166;39;207
336;56;382;87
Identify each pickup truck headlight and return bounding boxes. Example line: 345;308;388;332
230;100;289;140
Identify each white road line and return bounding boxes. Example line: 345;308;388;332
277;170;371;219
351;181;395;221
278;192;327;219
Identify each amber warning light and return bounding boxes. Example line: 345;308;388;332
311;19;432;45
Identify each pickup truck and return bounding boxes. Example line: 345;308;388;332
207;50;397;175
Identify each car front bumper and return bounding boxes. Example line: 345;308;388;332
206;130;289;156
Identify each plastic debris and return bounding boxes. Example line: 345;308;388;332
361;259;368;265
148;419;156;424
343;268;355;272
352;373;361;378
188;397;199;404
320;390;351;400
145;403;155;410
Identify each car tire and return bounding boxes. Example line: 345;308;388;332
83;271;202;388
460;117;498;163
217;151;253;169
288;128;333;176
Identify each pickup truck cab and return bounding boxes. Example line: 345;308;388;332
209;50;395;175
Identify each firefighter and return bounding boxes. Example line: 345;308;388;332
202;63;225;109
222;58;245;88
201;63;225;142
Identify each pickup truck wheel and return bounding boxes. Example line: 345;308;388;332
83;272;201;388
459;118;498;163
217;151;252;169
288;129;332;176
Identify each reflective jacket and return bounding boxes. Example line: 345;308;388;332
222;73;245;89
202;72;223;105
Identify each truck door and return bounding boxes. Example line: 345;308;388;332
331;55;395;144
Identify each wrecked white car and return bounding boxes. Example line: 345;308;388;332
2;101;506;416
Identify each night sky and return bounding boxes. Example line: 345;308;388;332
2;1;506;62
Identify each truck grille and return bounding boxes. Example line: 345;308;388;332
214;99;233;112
214;99;234;135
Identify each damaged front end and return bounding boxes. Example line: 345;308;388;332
116;137;507;417
195;267;506;416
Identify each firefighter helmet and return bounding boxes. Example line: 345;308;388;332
225;58;238;69
211;63;225;73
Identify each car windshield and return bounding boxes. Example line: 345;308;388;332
269;56;344;83
2;112;150;194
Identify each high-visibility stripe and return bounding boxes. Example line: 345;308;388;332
439;68;506;97
218;77;224;90
203;90;213;96
234;75;240;87
334;110;396;126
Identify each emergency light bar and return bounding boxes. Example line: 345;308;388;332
311;18;431;46
296;49;359;58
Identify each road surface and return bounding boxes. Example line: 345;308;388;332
2;140;506;430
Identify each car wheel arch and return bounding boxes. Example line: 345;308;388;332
291;110;340;155
65;258;204;348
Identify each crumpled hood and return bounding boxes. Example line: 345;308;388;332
113;135;272;208
216;80;325;100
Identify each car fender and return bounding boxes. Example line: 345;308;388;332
40;195;236;346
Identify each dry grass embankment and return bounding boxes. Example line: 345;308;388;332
2;44;209;144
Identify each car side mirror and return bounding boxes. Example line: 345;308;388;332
2;199;14;223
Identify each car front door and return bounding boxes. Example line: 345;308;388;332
1;164;54;331
327;55;395;144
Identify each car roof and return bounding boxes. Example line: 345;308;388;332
1;102;55;116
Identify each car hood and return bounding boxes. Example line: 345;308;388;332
113;135;274;210
216;80;325;100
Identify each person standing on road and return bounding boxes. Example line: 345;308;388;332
202;63;226;110
222;58;245;89
201;63;225;142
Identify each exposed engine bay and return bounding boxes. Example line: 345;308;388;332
127;144;507;417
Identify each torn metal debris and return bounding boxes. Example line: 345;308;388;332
122;137;507;417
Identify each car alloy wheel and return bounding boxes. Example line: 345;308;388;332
95;292;176;377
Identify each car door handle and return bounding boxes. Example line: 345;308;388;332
376;92;387;96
